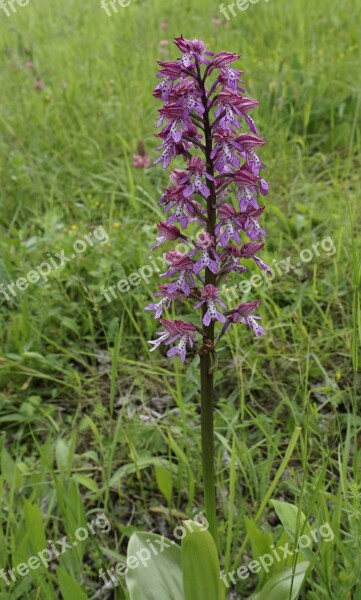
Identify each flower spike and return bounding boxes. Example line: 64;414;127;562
147;36;269;361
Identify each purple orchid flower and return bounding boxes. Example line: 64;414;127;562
154;61;184;101
209;52;245;93
160;184;202;229
151;222;183;251
240;242;271;272
194;285;227;326
180;157;215;199
161;251;195;296
167;79;205;118
225;300;265;337
174;36;214;67
220;241;270;273
145;284;183;318
189;232;220;275
260;178;269;196
211;129;241;173
220;245;248;274
154;131;190;168
147;36;270;362
148;319;196;362
232;165;262;211
210;51;240;70
232;133;266;175
214;89;259;131
241;207;266;241
157;104;193;143
215;203;243;246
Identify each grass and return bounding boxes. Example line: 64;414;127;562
0;0;360;598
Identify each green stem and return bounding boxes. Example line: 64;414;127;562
198;62;218;544
200;352;217;543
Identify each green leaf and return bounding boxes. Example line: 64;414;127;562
55;439;70;471
126;532;183;600
73;474;99;492
167;433;195;508
181;521;225;600
60;317;80;335
270;500;313;562
245;517;276;580
13;501;57;599
56;567;89;600
15;499;47;561
250;561;310;600
245;517;274;562
270;501;309;539
109;453;173;488
1;447;24;490
0;258;11;286
155;465;173;505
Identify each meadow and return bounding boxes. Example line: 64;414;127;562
0;0;360;598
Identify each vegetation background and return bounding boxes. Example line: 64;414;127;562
0;0;360;598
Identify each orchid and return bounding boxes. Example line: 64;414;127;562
148;319;196;362
146;36;270;541
226;301;266;337
160;251;195;296
151;221;183;251
189;232;220;275
214;203;243;246
194;284;227;326
145;284;183;319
